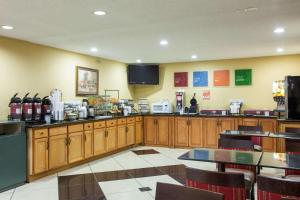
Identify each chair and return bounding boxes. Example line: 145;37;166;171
238;125;263;151
186;167;246;200
285;138;300;177
155;182;224;200
257;175;300;200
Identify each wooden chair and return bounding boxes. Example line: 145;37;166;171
257;175;300;200
186;167;247;200
155;182;224;200
238;125;263;151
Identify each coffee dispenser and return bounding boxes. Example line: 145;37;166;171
22;93;33;121
41;96;52;121
175;91;185;113
9;93;22;121
32;93;42;121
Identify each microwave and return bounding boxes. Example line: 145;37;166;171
151;101;173;114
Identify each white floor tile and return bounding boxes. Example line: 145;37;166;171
140;154;180;167
1;188;15;194
99;178;141;195
0;193;12;200
89;157;123;172
105;190;153;200
15;174;57;191
113;151;152;169
136;175;182;197
12;188;58;200
58;164;91;176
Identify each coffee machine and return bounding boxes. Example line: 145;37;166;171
22;93;33;121
229;99;243;114
32;93;42;121
175;91;185;113
9;93;22;121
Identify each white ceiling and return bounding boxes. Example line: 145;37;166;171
1;0;300;63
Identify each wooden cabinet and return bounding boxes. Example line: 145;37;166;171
240;118;259;126
260;119;277;152
49;134;68;169
189;118;203;147
174;117;189;147
68;131;84;164
127;123;135;145
135;121;143;144
93;128;106;155
144;116;157;145
219;117;236;132
84;130;94;158
117;125;127;148
144;116;169;146
106;126;117;152
33;137;48;174
203;118;219;148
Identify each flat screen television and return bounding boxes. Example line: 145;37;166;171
127;64;159;85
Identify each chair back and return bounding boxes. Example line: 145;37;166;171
257;175;300;200
155;182;224;200
285;138;300;153
286;127;300;134
218;137;254;151
238;125;263;131
186;168;246;200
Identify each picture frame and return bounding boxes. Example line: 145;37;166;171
76;66;99;96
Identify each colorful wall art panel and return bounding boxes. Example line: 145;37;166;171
174;72;188;87
235;69;252;86
213;70;230;86
193;71;208;87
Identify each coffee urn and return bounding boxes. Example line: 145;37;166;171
9;93;22;121
41;96;52;121
22;93;33;121
32;93;42;121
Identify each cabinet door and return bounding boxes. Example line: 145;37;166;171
241;118;259;127
203;118;219;148
33;138;48;174
174;117;189;147
68;132;84;164
84;130;94;158
135;121;143;144
144;117;156;145
49;134;68;169
157;117;169;146
260;119;277;152
189;118;203;147
107;127;117;152
94;128;106;155
127;124;135;145
219;117;236;133
117;125;127;148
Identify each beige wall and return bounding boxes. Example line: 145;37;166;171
0;36;134;119
134;55;300;111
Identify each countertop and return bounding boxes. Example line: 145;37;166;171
24;113;288;129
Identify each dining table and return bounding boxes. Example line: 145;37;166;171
220;130;300;140
259;152;300;170
178;148;263;172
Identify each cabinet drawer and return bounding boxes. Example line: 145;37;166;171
127;117;135;124
118;118;127;125
94;121;106;129
34;129;48;139
106;120;117;127
68;124;84;133
84;123;93;130
49;126;67;136
135;116;143;122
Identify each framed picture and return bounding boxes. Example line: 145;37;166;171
213;70;230;86
76;66;99;96
174;72;188;87
235;69;252;86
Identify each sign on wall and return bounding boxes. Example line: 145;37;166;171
202;90;211;100
174;72;188;87
235;69;252;86
213;70;230;86
193;71;208;87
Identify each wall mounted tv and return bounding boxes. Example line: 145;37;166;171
127;64;159;85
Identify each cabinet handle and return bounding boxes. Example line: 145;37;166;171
84;134;87;141
126;126;129;132
65;138;68;146
68;137;71;145
46;142;49;150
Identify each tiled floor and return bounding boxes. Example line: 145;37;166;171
0;146;285;200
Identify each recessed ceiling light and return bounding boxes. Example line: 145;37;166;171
191;55;198;59
1;25;14;30
93;11;106;16
274;27;285;34
277;48;284;53
90;47;98;52
160;40;168;46
136;59;142;63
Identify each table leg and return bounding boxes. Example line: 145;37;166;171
218;163;225;172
